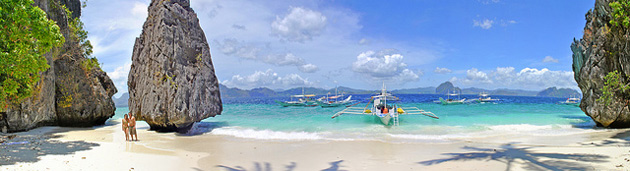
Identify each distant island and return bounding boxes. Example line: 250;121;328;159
216;81;581;99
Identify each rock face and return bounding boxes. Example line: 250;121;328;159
0;0;117;132
572;0;630;127
54;58;117;127
435;81;461;95
128;0;222;132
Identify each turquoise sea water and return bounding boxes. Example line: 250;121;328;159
112;94;595;142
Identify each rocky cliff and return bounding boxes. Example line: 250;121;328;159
128;0;222;133
0;0;117;132
435;81;461;95
572;0;630;127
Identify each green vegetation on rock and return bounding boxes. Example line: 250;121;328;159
598;70;630;106
0;0;65;110
610;0;630;28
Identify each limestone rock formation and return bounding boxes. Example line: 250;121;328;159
128;0;222;132
54;57;117;127
0;0;117;132
572;0;630;127
435;81;461;95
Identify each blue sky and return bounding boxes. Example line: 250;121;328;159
81;0;594;97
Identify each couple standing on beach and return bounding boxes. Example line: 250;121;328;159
122;113;138;141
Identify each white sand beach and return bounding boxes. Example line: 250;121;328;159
2;119;630;170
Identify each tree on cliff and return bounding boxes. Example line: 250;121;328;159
0;0;65;111
598;1;630;107
598;70;630;106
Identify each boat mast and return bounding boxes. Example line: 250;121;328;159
382;82;386;109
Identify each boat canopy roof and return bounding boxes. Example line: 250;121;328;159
291;94;316;98
373;95;399;101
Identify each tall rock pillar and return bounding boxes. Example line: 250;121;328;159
128;0;222;133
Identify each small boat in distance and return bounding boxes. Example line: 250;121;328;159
477;92;500;103
560;97;580;106
439;91;466;105
275;94;317;107
316;95;354;107
275;87;317;107
315;87;354;107
332;83;438;126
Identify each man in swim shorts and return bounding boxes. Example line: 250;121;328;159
129;112;138;141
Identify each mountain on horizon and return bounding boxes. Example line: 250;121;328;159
218;83;580;99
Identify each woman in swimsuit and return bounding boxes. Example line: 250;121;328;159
122;114;129;141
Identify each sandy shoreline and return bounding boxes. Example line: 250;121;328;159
2;119;630;170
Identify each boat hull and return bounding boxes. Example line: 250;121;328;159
376;113;392;125
275;100;317;107
439;97;465;105
315;100;351;108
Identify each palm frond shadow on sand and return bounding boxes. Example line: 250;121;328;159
418;143;609;171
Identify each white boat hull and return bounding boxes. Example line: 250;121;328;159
377;113;392;125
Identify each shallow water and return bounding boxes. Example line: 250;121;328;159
111;94;596;143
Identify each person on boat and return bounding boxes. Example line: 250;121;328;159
128;112;138;141
122;114;129;141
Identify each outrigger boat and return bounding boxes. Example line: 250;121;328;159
438;91;466;105
315;95;354;107
476;92;500;103
560;96;580;106
331;83;438;126
275;87;317;107
316;87;354;107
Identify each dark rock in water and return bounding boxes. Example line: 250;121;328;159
572;0;630;127
435;81;461;95
0;0;117;132
128;0;222;133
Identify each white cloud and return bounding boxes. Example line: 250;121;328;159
453;67;576;90
299;64;319;73
263;53;303;66
214;38;260;59
352;50;420;83
106;62;132;95
514;68;575;88
214;39;318;73
271;7;327;43
473;19;494;29
221;69;313;89
352;50;408;78
464;68;492;84
542;56;559;63
434;67;452;74
449;77;458;83
395;69;420;82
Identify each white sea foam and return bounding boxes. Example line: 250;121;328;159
211;127;323;140
487;124;571;131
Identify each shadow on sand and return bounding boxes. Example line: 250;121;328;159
579;129;630;147
418;143;608;170
215;160;346;171
0;127;99;165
